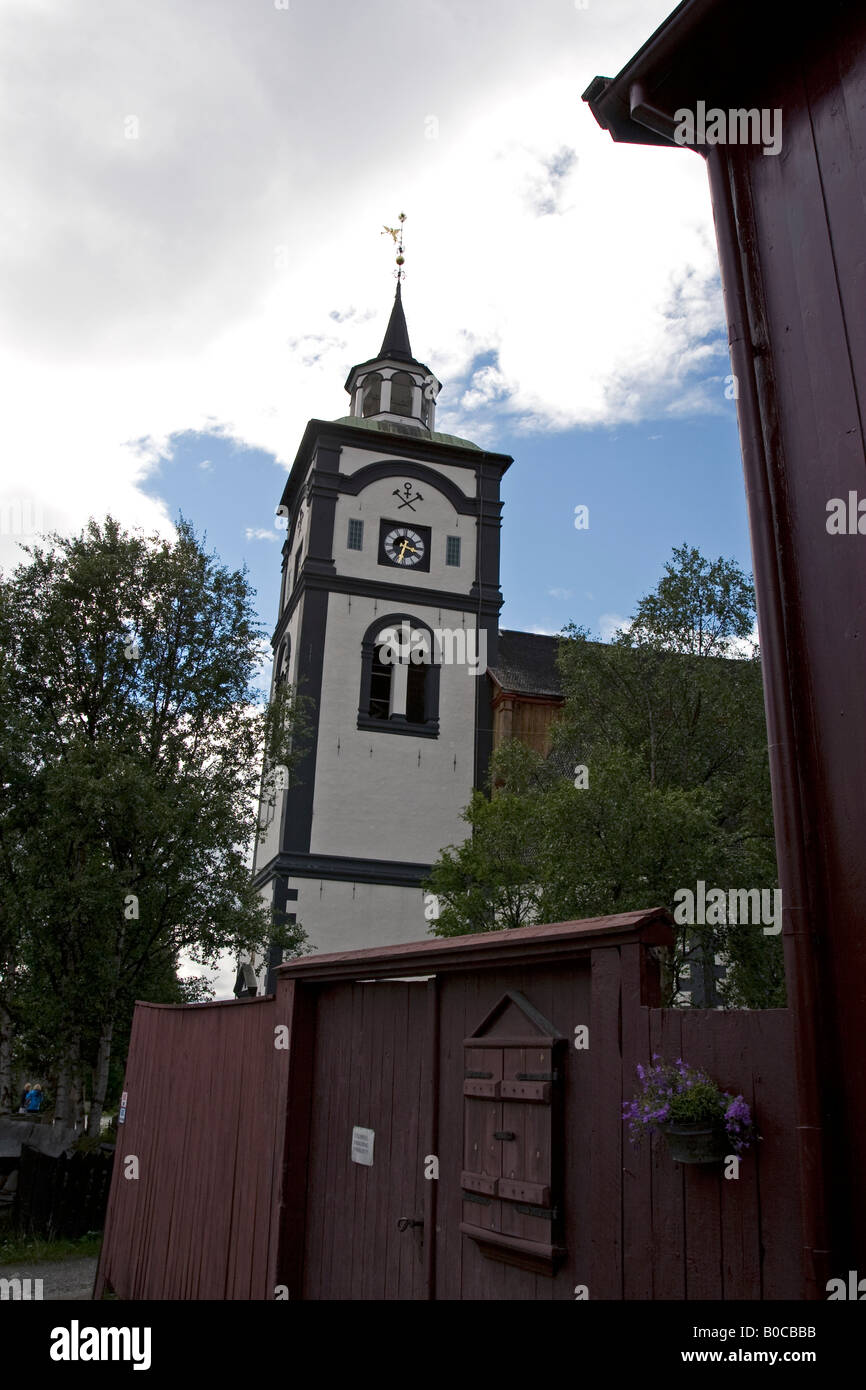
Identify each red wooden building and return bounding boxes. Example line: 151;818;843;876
584;0;866;1295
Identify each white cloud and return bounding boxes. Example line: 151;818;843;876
548;587;573;600
0;0;714;571
245;527;280;542
599;612;630;642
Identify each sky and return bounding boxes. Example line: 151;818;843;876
0;0;754;994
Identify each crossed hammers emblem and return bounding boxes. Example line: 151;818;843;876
393;481;423;511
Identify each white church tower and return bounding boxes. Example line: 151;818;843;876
250;237;512;985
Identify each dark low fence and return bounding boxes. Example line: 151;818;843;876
15;1142;116;1241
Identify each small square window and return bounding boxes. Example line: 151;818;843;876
347;518;364;551
446;535;461;567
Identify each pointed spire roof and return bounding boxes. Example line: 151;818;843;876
379;282;413;362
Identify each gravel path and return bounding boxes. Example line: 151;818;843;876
0;1255;98;1300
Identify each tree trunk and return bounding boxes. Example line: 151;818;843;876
86;1021;114;1137
0;1002;13;1114
54;1038;84;1130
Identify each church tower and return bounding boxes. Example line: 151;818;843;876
251;245;512;978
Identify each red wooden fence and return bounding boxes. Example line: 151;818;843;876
96;910;803;1300
96;994;286;1300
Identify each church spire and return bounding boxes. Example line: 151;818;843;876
341;213;442;435
378;281;413;362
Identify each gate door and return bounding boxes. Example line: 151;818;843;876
302;980;430;1299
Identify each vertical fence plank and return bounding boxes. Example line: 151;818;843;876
621;944;654;1299
590;947;622;1300
648;1008;685;1299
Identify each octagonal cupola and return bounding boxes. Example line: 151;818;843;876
344;281;442;438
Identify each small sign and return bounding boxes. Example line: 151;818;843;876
351;1126;375;1166
118;1091;128;1125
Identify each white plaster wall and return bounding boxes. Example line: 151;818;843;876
251;597;305;874
335;476;476;590
293;878;433;955
310;591;478;863
337;444;477;498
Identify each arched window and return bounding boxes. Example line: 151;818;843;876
358;614;440;737
275;637;291;686
389;372;415;417
368;644;392;719
361;373;383;417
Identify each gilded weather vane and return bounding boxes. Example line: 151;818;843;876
381;211;407;280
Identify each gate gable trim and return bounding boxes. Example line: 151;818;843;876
276;908;674;982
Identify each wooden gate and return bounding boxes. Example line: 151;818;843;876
97;909;805;1300
277;912;802;1301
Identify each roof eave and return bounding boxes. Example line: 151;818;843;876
583;0;789;147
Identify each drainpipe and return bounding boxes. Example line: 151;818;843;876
626;83;829;1298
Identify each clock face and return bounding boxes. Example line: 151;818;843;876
378;519;431;572
384;526;424;566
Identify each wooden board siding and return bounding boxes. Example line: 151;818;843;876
727;15;866;1270
492;694;563;758
94;994;285;1301
583;0;866;1285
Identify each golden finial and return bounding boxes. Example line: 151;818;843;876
381;212;407;280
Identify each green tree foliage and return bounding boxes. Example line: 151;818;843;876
0;516;309;1128
426;545;784;1009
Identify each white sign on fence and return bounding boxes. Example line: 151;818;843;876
351;1126;375;1166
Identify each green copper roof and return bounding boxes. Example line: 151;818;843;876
332;415;480;451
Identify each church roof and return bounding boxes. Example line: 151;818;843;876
490;630;565;699
379;282;413;362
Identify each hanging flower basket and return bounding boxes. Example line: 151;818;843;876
623;1055;754;1164
659;1119;728;1165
